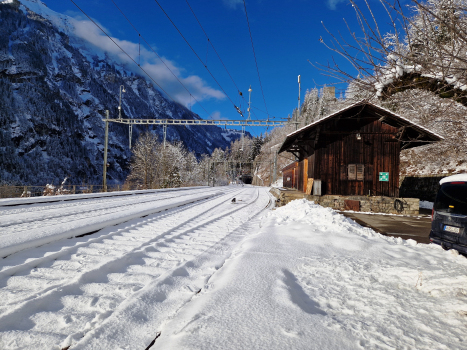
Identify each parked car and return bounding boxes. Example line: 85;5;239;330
430;174;467;254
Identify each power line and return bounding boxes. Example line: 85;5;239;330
152;0;241;115
242;0;270;119
184;0;265;139
69;0;177;103
109;0;212;118
184;0;243;96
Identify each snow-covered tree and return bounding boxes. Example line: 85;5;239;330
127;132;159;189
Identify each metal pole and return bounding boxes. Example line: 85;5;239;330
248;85;252;121
273;151;277;184
129;124;133;149
241;126;245;150
103;110;109;192
119;85;125;120
297;75;301;130
269;161;272;186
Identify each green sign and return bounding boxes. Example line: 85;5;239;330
379;172;389;182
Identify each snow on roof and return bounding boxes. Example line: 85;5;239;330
439;174;467;185
286;100;444;140
281;161;297;171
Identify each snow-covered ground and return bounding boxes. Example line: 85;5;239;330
1;189;466;349
420;200;434;210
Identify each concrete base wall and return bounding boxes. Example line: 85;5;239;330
270;188;419;215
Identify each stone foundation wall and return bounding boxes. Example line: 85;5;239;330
305;195;419;215
270;189;419;215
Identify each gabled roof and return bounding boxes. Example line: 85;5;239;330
281;161;298;172
279;100;443;155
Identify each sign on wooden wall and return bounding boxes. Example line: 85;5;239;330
379;172;389;182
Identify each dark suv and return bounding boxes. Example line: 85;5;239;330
430;175;467;254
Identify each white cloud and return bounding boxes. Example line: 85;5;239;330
208;111;230;120
327;0;346;10
71;18;225;106
222;0;243;9
209;111;221;120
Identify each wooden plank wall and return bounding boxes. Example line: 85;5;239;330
297;161;304;192
299;120;400;197
303;158;308;192
283;170;294;188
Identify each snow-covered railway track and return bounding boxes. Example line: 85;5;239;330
0;187;272;350
0;187;207;208
0;187;237;258
0;187;219;228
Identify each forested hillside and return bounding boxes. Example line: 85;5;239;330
0;0;241;186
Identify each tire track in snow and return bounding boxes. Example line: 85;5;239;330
0;187;267;349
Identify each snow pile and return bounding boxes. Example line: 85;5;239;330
156;199;467;349
271;178;283;187
2;194;467;349
420;200;434;209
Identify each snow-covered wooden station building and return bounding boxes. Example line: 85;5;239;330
279;100;443;198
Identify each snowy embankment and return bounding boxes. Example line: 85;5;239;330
1;193;466;349
0;187;219;258
157;199;467;350
0;187;273;349
0;186;206;207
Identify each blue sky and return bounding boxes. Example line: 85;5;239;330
40;0;404;136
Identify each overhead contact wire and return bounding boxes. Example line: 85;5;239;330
69;0;176;103
109;0;211;117
185;0;257;138
152;0;239;112
185;0;243;96
243;0;269;118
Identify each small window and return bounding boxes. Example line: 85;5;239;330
357;164;364;181
348;164;364;181
348;164;356;180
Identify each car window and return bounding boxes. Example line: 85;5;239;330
434;183;467;215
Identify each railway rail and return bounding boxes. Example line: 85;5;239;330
0;186;273;349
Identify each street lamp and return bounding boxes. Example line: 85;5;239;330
118;85;126;119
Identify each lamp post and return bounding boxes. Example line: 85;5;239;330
118;85;126;119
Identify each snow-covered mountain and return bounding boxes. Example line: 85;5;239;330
0;0;245;185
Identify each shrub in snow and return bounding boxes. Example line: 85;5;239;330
43;184;56;196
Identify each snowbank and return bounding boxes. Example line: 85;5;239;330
420;200;434;210
156;199;467;349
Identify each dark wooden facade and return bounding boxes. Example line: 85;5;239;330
280;101;442;197
282;162;297;188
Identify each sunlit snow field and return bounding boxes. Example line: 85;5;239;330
0;190;466;349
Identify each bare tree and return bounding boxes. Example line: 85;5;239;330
316;0;467;105
127;132;159;189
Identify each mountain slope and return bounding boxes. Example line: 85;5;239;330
0;0;242;185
